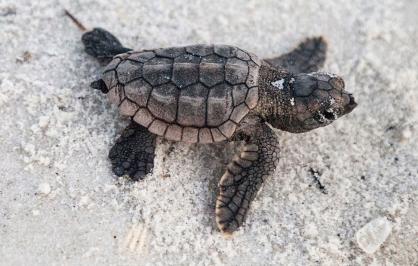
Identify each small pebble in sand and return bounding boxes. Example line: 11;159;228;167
356;217;392;254
79;195;90;206
38;183;51;195
401;127;412;140
38;116;49;129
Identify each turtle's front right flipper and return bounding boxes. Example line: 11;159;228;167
265;37;327;74
65;10;131;59
216;123;280;234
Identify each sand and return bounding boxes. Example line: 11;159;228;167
1;0;417;265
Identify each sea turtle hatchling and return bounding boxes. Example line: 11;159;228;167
66;11;357;234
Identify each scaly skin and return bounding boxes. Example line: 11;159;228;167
265;37;327;73
108;122;156;181
255;65;357;133
82;28;131;60
217;117;280;233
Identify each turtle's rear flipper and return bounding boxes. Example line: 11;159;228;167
109;121;156;181
216;123;280;234
265;36;327;74
82;28;132;59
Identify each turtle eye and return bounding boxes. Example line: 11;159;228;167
321;109;335;120
313;109;336;124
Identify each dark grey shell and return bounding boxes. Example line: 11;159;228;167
102;44;261;143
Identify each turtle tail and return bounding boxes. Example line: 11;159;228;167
90;79;108;94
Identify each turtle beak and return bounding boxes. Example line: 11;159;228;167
344;93;357;114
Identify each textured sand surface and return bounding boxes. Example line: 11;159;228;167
1;0;417;265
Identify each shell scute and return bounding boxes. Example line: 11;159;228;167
225;58;248;85
177;83;208;127
147;83;178;123
207;83;233;127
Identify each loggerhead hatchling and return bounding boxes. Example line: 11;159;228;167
66;11;357;234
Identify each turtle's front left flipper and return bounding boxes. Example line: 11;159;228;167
108;121;156;181
216;123;280;234
265;36;327;73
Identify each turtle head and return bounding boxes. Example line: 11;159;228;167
266;72;357;133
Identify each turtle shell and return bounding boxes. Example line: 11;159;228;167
102;44;261;143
